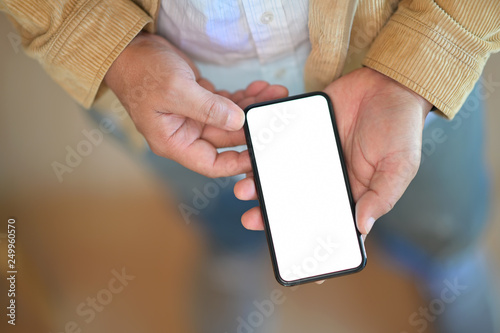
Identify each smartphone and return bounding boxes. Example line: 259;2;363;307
244;92;366;286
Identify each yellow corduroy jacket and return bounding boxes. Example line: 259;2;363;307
1;0;499;119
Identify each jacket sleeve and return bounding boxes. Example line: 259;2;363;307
363;0;500;118
0;0;152;108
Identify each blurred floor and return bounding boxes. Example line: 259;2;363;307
1;14;499;333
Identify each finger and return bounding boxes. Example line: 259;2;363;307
156;122;252;177
201;83;288;147
241;206;264;230
197;78;216;92
215;90;231;98
201;126;246;148
355;156;418;234
237;84;288;109
166;79;245;131
155;141;251;178
231;81;288;106
316;280;325;285
231;89;246;104
229;81;270;105
244;81;271;97
234;176;257;200
183;141;252;177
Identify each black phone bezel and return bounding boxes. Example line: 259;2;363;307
243;91;367;287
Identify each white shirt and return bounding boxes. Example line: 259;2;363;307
156;1;438;125
157;0;311;95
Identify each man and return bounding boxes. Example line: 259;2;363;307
2;1;499;332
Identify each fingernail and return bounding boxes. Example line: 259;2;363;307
226;110;245;130
365;217;376;234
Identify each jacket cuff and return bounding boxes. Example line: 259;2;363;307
362;2;491;119
44;0;152;108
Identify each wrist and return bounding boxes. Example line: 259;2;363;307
408;89;433;118
365;67;433;118
103;31;151;88
382;71;433;118
407;88;433;117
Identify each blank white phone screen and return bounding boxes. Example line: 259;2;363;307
246;94;363;283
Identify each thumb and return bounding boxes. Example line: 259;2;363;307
355;156;419;235
170;78;245;131
355;190;389;235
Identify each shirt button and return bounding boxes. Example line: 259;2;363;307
260;11;274;24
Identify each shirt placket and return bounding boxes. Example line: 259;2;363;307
240;0;295;62
240;0;302;87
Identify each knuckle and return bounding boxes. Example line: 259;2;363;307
163;75;182;97
206;171;218;179
198;96;225;125
226;158;238;174
407;154;421;177
148;139;170;158
384;199;395;212
397;152;420;178
201;164;218;178
149;142;164;157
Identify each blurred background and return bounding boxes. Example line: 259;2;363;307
1;13;499;333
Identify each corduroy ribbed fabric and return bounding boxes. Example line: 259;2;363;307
363;0;500;118
1;0;153;107
1;0;499;117
304;0;359;92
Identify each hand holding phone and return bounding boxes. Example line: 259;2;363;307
238;68;430;286
243;92;366;286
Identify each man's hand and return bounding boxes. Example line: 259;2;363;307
234;67;432;234
104;32;287;178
